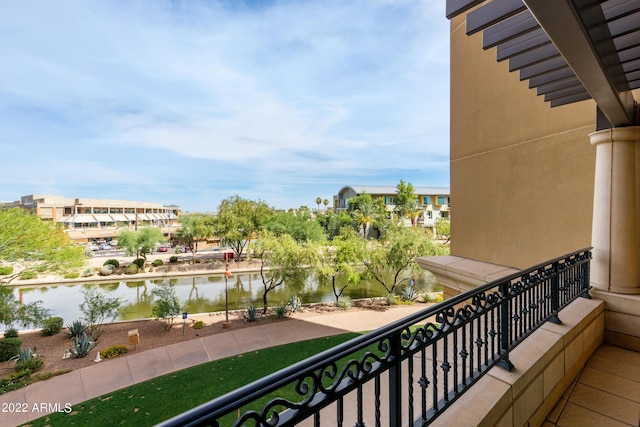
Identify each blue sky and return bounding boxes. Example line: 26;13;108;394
0;0;449;212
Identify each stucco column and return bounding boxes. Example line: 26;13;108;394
590;127;640;294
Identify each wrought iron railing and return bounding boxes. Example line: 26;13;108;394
159;247;592;427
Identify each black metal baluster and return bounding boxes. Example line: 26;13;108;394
375;376;381;427
498;281;514;370
549;261;561;324
388;331;402;427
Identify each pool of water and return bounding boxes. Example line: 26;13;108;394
14;271;441;326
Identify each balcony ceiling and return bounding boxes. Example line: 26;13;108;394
446;0;640;127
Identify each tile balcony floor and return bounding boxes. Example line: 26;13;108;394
545;344;640;426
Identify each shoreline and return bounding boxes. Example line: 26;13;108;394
6;253;263;288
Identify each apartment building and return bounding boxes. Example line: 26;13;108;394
334;185;450;227
3;194;180;244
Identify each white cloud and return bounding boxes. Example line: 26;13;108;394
0;0;449;211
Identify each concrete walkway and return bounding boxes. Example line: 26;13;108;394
0;305;427;427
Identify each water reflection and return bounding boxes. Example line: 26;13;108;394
14;271;440;325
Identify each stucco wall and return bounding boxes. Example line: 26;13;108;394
449;15;596;268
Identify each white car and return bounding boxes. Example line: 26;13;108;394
88;244;99;251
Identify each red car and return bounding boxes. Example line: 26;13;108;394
156;246;168;252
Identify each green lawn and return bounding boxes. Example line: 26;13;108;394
24;332;366;427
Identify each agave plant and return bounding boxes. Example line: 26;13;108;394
401;285;418;303
10;346;37;364
69;331;96;358
66;320;88;340
245;305;257;322
287;294;301;313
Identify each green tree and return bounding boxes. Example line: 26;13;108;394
435;218;451;243
265;211;326;243
214;196;275;262
0;208;85;283
316;229;366;303
117;228;165;267
394;180;418;224
177;214;214;264
79;287;122;338
323;199;329;211
363;225;447;294
251;231;318;315
404;198;423;228
315;197;322;212
316;210;358;240
151;283;181;331
0;208;84;328
353;200;382;240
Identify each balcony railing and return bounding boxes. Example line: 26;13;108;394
159;247;592;427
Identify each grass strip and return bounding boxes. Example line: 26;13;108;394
24;332;364;427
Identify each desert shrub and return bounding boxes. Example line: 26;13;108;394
152;259;164;267
287;295;301;312
81;268;94;277
4;328;18;338
271;304;289;320
70;331;96;358
103;259;120;268
98;264;116;276
385;293;399;305
337;297;353;310
64;271;80;279
11;346;43;372
419;290;444;303
66;320;87;340
79;288;122;338
16;357;44;372
18;270;37;280
245;305;257;322
0;338;23;361
169;256;178;263
400;286;417;303
192;320;205;329
133;258;145;269
0;266;14;275
124;264;139;275
100;345;128;359
41;317;64;336
151;283;181;331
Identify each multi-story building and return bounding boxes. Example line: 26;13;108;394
334;185;450;227
3;194;180;244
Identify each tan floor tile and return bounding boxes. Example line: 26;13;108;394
587;354;640;383
579;367;640;403
546;397;568;424
594;345;640;368
557;402;629;426
568;383;640;425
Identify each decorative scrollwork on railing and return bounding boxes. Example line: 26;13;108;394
160;248;592;427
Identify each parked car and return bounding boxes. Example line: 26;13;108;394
99;243;112;250
88;244;99;251
157;245;168;252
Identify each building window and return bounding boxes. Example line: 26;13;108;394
423;196;431;205
427;211;433;219
437;196;445;205
384;196;396;205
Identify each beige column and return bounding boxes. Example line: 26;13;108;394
590;127;640;294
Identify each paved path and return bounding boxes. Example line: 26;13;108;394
0;305;428;427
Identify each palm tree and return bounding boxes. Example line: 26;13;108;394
315;197;322;212
404;199;422;228
323;199;329;211
354;201;377;240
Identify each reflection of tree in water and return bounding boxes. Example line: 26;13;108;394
188;277;199;301
120;280;153;320
98;282;119;292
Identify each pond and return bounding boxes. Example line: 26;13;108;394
14;271;441;327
